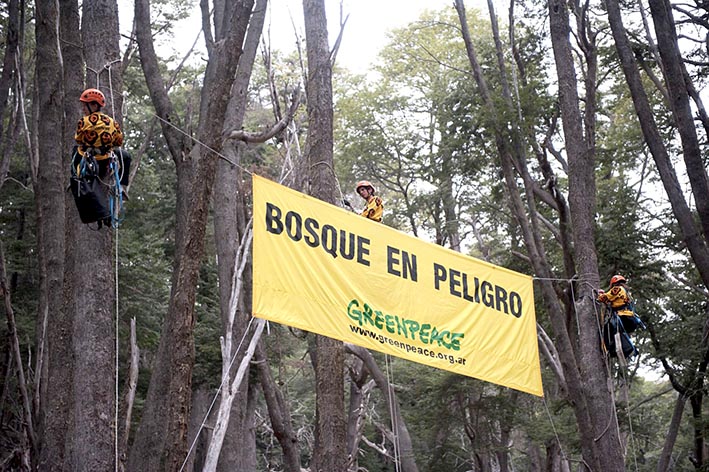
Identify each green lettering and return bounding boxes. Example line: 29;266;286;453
374;310;384;330
385;314;396;333
420;324;431;344
347;299;363;325
450;332;465;351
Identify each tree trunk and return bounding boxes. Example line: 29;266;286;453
255;342;302;471
212;0;266;468
63;1;124;470
345;345;419;472
35;0;71;468
128;1;256;469
657;393;687;471
604;0;709;290
647;0;709;243
547;0;627;468
302;0;347;470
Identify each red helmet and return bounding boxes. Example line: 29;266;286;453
355;180;375;194
610;275;626;286
80;88;105;107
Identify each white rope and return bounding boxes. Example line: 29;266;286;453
619;365;640;472
384;354;401;472
151;113;248;172
542;395;568;464
114;219;120;472
104;60;121;472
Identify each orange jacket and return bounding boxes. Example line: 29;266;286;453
598;285;634;317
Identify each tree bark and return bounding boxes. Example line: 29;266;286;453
345;345;419;472
63;1;123;470
255;342;302;471
546;0;626;468
647;0;709;244
211;0;266;468
302;1;347;470
0;0;20;189
128;1;256;469
456;0;623;469
657;392;687;471
0;244;36;466
34;0;71;468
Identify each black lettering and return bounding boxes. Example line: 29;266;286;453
321;224;338;258
265;202;284;234
495;285;509;314
481;281;494;308
510;291;523;318
402;251;418;281
433;263;447;290
449;268;462;297
340;230;355;260
357;236;371;266
304;217;319;247
285;211;302;241
387;246;401;277
462;273;475;302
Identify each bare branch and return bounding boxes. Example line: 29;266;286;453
226;87;302;143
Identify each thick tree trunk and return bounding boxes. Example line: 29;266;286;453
212;0;266;468
255;342;302;471
128;1;256;470
63;2;124;470
546;1;626;469
34;0;71;468
302;1;347;470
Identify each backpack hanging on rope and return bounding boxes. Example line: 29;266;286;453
602;311;638;362
69;148;112;226
69;149;124;228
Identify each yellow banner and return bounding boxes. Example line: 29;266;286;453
252;175;543;397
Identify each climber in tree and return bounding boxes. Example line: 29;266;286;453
356;180;383;222
597;274;642;333
73;88;132;197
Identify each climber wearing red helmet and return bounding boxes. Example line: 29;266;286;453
598;274;639;332
75;88;123;159
73;88;132;196
356;180;383;222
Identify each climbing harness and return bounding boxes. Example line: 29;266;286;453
69;149;125;229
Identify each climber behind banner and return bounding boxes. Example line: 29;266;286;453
597;274;645;361
355;180;383;222
70;88;132;228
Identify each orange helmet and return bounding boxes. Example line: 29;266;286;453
355;180;375;194
610;275;626;286
80;88;106;107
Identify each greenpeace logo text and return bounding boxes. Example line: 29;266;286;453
347;299;464;351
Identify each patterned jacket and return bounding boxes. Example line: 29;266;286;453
75;112;123;160
361;195;383;222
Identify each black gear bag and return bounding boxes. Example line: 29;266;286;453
70;152;111;224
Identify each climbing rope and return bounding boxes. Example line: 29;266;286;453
90;60;125;471
178;316;257;472
384;354;402;472
114;216;120;472
542;394;568;464
534;274;642;468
